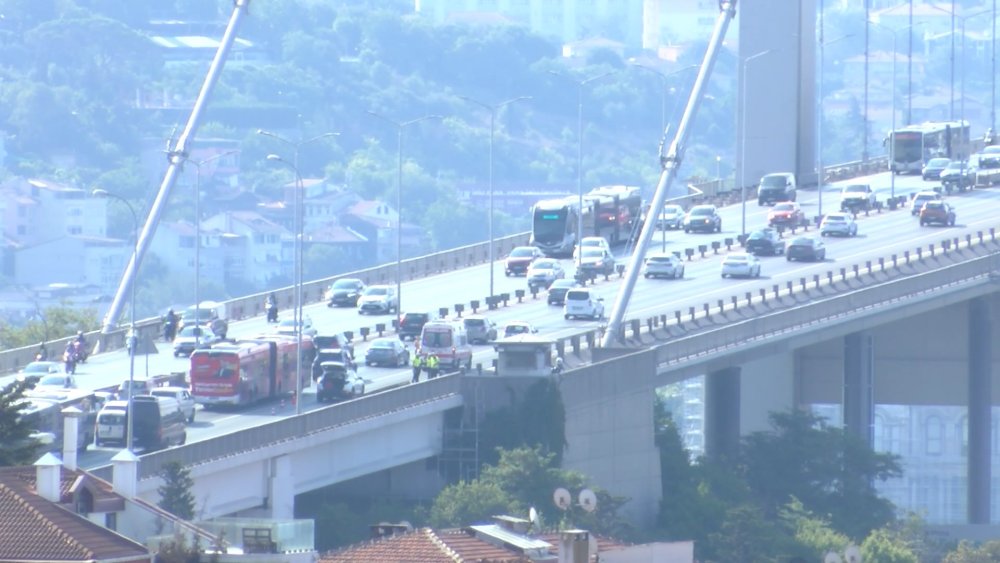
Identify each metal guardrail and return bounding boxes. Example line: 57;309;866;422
1;158;884;375
89;374;463;481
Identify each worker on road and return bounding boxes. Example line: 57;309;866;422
411;354;424;383
426;353;440;379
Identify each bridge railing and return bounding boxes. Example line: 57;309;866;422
0;159;883;375
90;374;463;481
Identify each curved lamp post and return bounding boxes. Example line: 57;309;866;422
740;50;773;238
92;188;138;451
457;95;531;298
365;112;442;314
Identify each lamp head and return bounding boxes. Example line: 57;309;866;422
266;154;284;162
92;188;109;198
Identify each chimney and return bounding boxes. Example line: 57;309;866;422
34;452;63;503
111;449;139;498
61;406;82;471
558;529;590;563
493;515;531;534
370;522;413;539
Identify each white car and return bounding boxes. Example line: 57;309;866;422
276;315;317;337
358;285;398;315
173;325;221;357
643;252;685;279
657;204;685;230
526;259;565;290
820;212;858;237
721;252;761;279
564;288;605;320
150;386;197;423
573;236;611;261
502;321;538;339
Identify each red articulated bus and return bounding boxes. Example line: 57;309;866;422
189;337;305;408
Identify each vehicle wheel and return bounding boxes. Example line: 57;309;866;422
684;228;690;233
505;271;511;277
787;256;793;261
179;432;187;446
716;223;722;233
188;410;195;423
644;273;650;278
821;232;827;237
920;220;926;226
679;268;685;279
754;267;761;278
564;314;571;320
949;218;955;226
721;273;727;279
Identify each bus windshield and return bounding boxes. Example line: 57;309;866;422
532;207;568;241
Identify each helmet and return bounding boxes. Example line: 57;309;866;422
168;308;174;314
77;330;84;336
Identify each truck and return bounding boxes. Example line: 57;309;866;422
839;183;877;213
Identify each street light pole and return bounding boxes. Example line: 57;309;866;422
458;95;531;298
187;150;238;334
258;130;338;416
548;70;614;267
92;189;138;452
871;22;921;200
740;50;772;239
366;113;441;314
818;31;853;217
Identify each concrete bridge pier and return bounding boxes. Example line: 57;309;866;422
705;366;741;461
968;297;992;524
843;332;874;447
269;454;294;520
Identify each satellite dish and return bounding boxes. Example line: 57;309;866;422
824;553;843;563
578;488;598;513
528;506;538;526
844;545;861;562
553;488;572;510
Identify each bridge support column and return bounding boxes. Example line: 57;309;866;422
968;298;992;524
705;367;740;461
843;332;874;447
269;455;294;520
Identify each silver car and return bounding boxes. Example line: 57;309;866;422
527;258;565;290
463;315;498;344
721;252;761;279
657;204;685;230
643;252;685;279
819;212;858;237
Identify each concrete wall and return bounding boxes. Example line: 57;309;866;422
738;0;817;186
560;348;662;524
798;293;1000;406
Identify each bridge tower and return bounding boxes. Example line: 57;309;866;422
737;0;818;187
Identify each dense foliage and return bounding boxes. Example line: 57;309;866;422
158;461;197;521
0;379;44;467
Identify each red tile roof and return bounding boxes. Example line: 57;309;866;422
0;466;148;562
321;527;532;562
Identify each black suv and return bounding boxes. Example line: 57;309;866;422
745;228;785;256
398;311;433;340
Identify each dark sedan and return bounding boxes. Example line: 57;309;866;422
326;278;365;307
364;338;410;367
786;236;826;262
745;228;785;256
547;279;580;305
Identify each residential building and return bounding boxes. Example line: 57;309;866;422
0;178;107;245
642;0;740;51
340;200;425;263
15;235;126;294
148;220;227;288
414;0;645;51
201;211;288;289
323;516;691;562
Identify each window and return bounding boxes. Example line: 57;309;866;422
925;415;943;455
68;226;82;235
105;512;117;530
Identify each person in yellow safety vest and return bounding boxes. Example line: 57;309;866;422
426;353;440;379
411;354;424;383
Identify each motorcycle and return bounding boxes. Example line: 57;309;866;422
266;301;278;323
63;348;77;375
163;318;178;341
73;339;88;364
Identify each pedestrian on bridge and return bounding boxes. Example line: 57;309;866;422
426;353;440;379
411;354;424;383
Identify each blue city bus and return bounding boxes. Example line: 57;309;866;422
530;185;642;257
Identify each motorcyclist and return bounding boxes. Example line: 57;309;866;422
63;342;77;375
266;293;278;323
35;342;48;361
74;331;88;363
164;308;179;341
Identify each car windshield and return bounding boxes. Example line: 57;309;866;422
791;237;813;246
372;340;394;349
551;280;576;288
566;290;590;301
924;202;944;210
726;255;749;263
332;279;359;290
37;375;68;387
365;287;388;296
748;231;769;240
690;207;713;216
825;214;847;223
401;313;428;324
928;158;950;167
647;256;672;263
178;326;205;337
843;185;867;193
510;247;535;257
581;239;604;247
506;325;529;335
464;318;485;327
773;203;795;211
761;175;786;188
661;205;682;215
532;259;557;269
24;362;54;374
582;249;603;258
915;193;938;201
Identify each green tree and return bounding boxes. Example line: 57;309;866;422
0;305;100;349
158;461;196;521
860;527;919;563
0;379;43;467
740;409;902;539
943;540;1000;563
428;480;512;528
153;531;203;563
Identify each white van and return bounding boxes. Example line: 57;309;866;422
418;320;473;371
563;288;605;320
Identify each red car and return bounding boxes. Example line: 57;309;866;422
767;201;807;228
919;201;956;226
504;246;543;276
